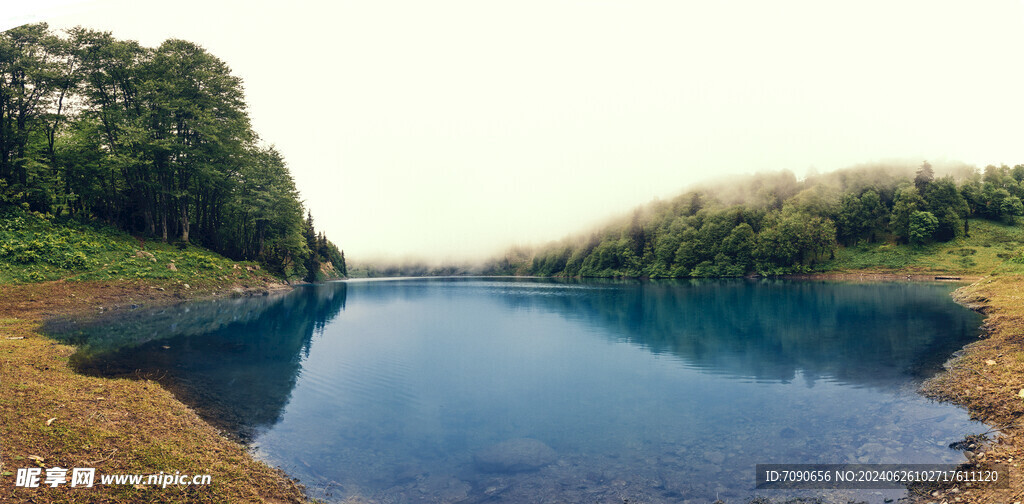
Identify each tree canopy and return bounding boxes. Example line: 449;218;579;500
0;23;344;281
493;161;1024;278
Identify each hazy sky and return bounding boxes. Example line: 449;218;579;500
9;1;1024;261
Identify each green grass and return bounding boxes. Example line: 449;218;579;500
0;209;269;285
821;218;1024;275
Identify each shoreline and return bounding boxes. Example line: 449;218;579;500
1;272;1018;503
785;270;1021;503
0;278;310;503
912;274;1024;504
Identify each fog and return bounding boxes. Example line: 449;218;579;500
683;159;979;208
18;0;1024;262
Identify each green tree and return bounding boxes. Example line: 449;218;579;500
889;186;925;243
908;211;938;244
224;146;305;265
302;211;318;281
671;227;700;275
836;193;865;245
1012;164;1024;184
0;23;65;207
923;176;968;241
652;220;685;274
721;222;755;273
913;161;934;192
981;186;1011;220
960;175;984;217
147;38;252;244
806;217;837;263
859;190;887;242
75;29;150;227
753;210;806;273
1000;195;1024;223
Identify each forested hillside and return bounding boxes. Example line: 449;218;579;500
488;162;1024;278
0;23;345;281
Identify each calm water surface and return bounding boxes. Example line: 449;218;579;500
48;278;987;503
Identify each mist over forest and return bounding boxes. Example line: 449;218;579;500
350;160;1024;278
488;160;1023;278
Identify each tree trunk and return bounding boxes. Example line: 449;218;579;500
161;207;168;242
181;205;190;243
0;92;9;180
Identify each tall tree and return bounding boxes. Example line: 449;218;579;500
0;23;62;203
914;161;934;192
302;210;319;282
889;186;925;243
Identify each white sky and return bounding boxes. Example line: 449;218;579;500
7;0;1024;261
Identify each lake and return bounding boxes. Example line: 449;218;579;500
47;278;987;503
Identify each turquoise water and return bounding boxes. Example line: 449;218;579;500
49;278;986;503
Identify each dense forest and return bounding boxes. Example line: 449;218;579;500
0;23;345;281
486;161;1024;278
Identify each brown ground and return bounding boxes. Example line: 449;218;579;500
913;274;1024;504
0;279;309;503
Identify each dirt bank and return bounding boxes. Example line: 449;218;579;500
914;274;1024;504
0;279;308;503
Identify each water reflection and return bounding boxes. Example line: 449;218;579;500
490;278;982;386
45;282;347;440
332;278;981;386
45;278;986;503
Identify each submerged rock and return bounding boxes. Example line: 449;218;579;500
473;438;557;473
703;450;725;465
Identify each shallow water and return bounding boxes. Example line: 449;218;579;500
48;278;987;503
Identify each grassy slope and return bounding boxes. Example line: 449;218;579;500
0;211;274;287
0;212;313;502
820;218;1024;276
